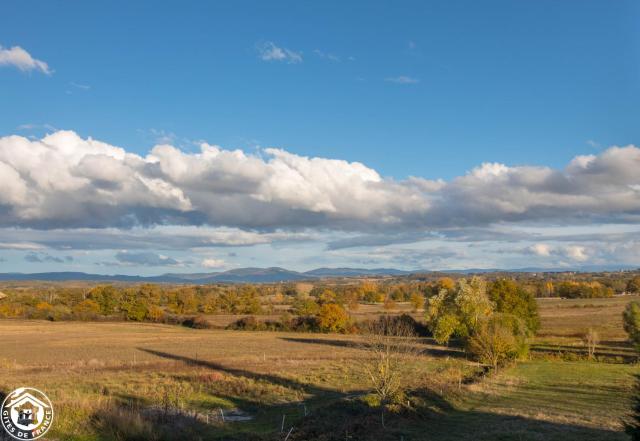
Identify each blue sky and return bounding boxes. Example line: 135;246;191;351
1;0;640;273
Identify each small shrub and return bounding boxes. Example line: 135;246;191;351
92;406;155;441
361;393;382;407
182;315;213;329
467;313;528;369
359;319;421;408
227;316;261;330
289;315;321;332
359;314;428;337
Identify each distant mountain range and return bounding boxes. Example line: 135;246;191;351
0;267;413;284
0;265;636;283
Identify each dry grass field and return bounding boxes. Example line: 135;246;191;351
0;295;638;440
537;295;638;340
202;295;639;335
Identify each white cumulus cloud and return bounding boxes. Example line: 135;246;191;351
528;243;552;257
201;258;226;269
0;45;51;74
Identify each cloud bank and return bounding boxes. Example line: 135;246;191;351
1;131;640;235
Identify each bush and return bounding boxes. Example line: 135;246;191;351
289;315;321;332
147;305;165;322
226;316;261;330
226;315;323;332
47;304;72;321
467;313;528;369
92;406;154;441
182;315;213;329
359;314;429;337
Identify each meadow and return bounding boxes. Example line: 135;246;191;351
0;296;638;440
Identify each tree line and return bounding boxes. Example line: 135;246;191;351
0;273;638;324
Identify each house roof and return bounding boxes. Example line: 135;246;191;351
7;393;51;410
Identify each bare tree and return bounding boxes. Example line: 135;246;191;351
358;318;422;427
585;328;599;360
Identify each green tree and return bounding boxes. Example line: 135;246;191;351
432;313;460;345
624;301;640;348
488;279;540;333
87;285;120;315
120;288;150;321
427;277;493;344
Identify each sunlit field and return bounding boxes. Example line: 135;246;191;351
0;296;637;441
537;296;635;340
3;1;639;440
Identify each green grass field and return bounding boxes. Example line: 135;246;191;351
0;296;638;440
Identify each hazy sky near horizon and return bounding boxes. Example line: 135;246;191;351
1;0;640;274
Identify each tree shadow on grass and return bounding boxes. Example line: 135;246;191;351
81;348;629;441
282;386;627;441
279;336;467;359
137;348;356;399
414;409;627;441
88;347;369;441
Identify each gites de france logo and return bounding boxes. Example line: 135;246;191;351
1;388;54;440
